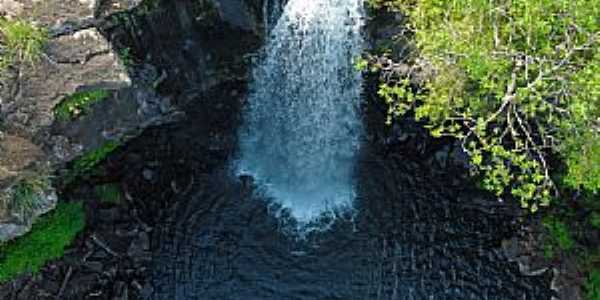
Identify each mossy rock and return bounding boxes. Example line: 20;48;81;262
0;202;85;283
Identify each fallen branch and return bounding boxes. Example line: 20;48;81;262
55;266;73;299
90;234;119;257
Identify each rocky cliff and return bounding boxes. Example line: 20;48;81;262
0;0;267;243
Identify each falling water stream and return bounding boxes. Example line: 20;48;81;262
238;0;365;222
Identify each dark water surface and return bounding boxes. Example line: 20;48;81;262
144;114;553;299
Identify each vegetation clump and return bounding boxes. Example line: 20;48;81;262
62;141;121;186
365;0;600;212
585;269;600;300
0;18;48;71
0;171;52;220
541;216;575;258
94;183;122;204
0;202;85;283
54;89;111;122
72;141;120;174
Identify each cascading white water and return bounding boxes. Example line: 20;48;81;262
238;0;365;222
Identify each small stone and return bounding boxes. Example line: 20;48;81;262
141;168;154;181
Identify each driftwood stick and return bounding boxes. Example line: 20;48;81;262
56;266;73;299
91;234;119;257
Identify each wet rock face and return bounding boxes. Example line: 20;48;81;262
211;0;263;33
1;28;131;140
99;0;263;99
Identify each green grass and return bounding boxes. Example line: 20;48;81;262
54;89;111;122
0;18;48;71
94;183;122;204
585;269;600;300
0;202;85;283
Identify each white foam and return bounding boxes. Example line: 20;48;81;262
238;0;365;222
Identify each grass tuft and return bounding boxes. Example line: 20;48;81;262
0;171;52;220
0;18;48;71
11;174;51;218
0;202;85;283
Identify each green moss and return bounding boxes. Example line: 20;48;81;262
0;202;85;283
54;89;111;122
0;18;48;71
62;141;121;186
73;141;120;174
585;269;600;300
94;183;122;204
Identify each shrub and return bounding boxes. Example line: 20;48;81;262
54;89;111;122
366;0;600;212
542;216;575;258
0;202;85;283
0;18;48;71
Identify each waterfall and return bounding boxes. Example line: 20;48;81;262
238;0;365;222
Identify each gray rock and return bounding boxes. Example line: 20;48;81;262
0;223;28;242
0;186;57;242
142;168;154;181
0;0;23;18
